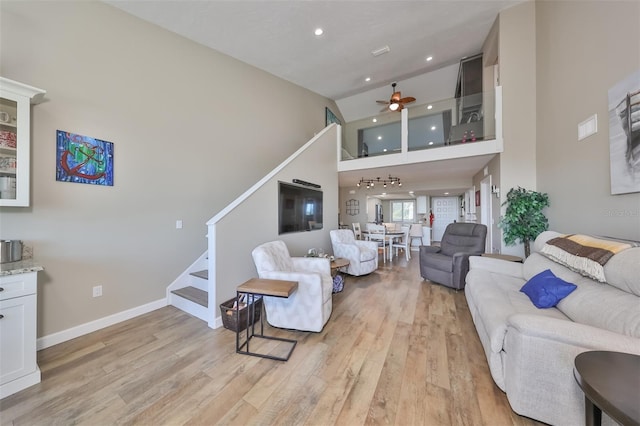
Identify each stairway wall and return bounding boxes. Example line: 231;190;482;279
211;125;339;320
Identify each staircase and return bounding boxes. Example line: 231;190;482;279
166;124;340;329
166;252;211;323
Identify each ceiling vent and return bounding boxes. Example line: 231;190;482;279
371;45;390;57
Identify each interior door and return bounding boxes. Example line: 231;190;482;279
431;197;459;242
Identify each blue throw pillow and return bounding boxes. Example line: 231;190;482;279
520;269;577;309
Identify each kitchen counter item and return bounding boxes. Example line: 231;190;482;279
0;240;22;264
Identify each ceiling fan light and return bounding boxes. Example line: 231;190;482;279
389;103;399;111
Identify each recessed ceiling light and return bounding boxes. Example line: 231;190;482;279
426;56;433;62
382;192;387;196
427;105;433;110
431;126;436;130
372;118;377;123
365;77;371;82
444;192;449;195
409;191;414;194
428;141;434;145
378;136;382;140
314;28;324;36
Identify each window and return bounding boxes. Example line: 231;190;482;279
391;201;415;222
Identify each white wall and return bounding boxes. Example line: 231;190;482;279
535;0;640;239
497;1;538;256
0;1;339;337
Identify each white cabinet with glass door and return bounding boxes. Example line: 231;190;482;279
0;78;46;207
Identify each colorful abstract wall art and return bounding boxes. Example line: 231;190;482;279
56;130;114;186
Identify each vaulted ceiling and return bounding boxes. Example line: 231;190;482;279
106;0;524;102
107;0;527;197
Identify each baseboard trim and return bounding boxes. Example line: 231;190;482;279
37;298;167;351
0;368;41;399
211;315;223;329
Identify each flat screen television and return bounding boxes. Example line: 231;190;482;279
278;181;323;234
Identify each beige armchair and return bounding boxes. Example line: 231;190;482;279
330;229;378;275
251;240;332;332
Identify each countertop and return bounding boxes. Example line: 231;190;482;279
0;258;44;276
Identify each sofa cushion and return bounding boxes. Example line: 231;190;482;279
465;268;570;390
520;269;577;309
466;270;570;353
523;252;585;283
556;277;640;338
604;247;640;296
523;252;640;337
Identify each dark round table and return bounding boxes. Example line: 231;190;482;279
574;351;640;426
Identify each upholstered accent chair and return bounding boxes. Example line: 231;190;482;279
329;229;379;276
419;222;487;290
251;240;332;332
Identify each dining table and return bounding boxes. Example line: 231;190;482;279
362;230;405;262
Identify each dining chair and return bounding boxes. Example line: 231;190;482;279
367;223;390;263
392;225;411;261
409;223;424;247
352;222;362;240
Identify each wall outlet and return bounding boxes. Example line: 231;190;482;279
93;285;102;297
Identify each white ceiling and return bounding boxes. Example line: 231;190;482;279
106;0;523;101
106;0;523;197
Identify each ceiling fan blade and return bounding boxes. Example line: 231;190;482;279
399;97;416;104
380;106;390;112
376;100;390;105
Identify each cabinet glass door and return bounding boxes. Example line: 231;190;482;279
0;97;18;201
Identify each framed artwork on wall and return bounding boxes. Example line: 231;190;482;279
346;199;359;215
608;70;639;194
56;130;114;186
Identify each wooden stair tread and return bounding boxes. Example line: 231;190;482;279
190;270;208;280
171;286;208;307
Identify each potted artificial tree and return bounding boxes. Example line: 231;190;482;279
499;187;550;258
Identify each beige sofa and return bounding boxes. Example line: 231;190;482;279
465;231;640;425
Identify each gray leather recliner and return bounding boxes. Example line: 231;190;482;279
419;222;487;290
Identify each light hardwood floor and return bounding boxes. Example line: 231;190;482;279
1;254;542;426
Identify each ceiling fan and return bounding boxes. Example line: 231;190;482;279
376;82;416;112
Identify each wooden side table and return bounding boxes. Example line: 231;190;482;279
236;278;298;361
330;258;350;277
574;351;640;426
